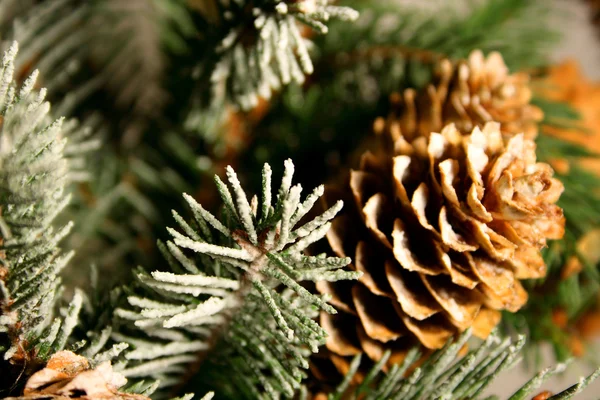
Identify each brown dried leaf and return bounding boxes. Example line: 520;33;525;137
577;228;600;265
16;351;145;400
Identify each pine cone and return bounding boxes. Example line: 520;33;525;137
315;121;564;376
5;351;148;400
382;50;543;141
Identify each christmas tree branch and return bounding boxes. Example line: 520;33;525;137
113;160;360;398
189;0;359;110
0;41;132;397
326;330;600;400
0;42;74;366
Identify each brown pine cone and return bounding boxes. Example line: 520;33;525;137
383;50;543;142
315;121;565;375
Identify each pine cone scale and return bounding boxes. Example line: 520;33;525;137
391;219;445;275
384;50;543;141
469;255;516;297
471;307;502;338
385;261;442;321
352;283;407;343
421;274;482;330
321;311;362;356
434;243;480;289
363;193;394;249
355;241;394;297
394;305;455;350
316;281;356;315
439;206;480;252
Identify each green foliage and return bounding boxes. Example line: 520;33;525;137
90;0;195;113
324;330;600;400
2;0;195;146
325;0;557;67
0;41;128;397
188;0;358;111
112;161;359;398
0;42;74;362
88;0;196;146
320;0;559;106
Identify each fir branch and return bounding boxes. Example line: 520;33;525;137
321;0;558;71
4;0;96;97
242;0;560;192
324;330;600;400
189;0;358;110
3;0;195;146
0;41;125;397
0;41;72;360
312;0;559;108
0;41;79;393
114;160;359;398
88;0;195;146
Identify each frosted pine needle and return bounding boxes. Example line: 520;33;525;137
119;160;359;397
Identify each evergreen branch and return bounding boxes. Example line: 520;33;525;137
3;0;94;98
320;0;557;71
88;0;195;146
313;0;559;105
113;160;359;398
242;0;560;192
3;0;195;146
325;330;599;400
0;42;73;365
0;42;129;397
0;42;98;396
189;0;358;110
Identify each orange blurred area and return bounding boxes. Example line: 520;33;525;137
538;60;600;173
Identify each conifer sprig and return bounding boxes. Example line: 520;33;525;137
0;42;75;362
325;330;600;400
115;160;360;398
195;0;359;110
0;41;135;398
